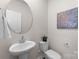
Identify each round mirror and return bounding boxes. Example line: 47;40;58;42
5;0;33;34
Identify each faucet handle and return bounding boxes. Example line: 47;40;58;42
21;35;24;40
19;35;25;43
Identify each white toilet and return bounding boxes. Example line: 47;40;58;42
39;41;61;59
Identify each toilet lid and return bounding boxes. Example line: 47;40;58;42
45;50;61;59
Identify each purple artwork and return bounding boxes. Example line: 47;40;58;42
57;7;78;29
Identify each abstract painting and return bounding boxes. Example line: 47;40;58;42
57;7;78;29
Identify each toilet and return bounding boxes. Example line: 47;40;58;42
45;49;61;59
39;41;61;59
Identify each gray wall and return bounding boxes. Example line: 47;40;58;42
0;0;48;59
48;0;78;57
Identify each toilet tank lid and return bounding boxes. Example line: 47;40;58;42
45;49;61;59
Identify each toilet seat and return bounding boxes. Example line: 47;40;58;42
45;50;61;59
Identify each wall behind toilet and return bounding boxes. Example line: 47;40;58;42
48;0;78;55
0;0;48;59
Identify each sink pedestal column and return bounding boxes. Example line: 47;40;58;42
19;53;30;59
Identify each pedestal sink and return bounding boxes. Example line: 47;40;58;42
9;40;36;59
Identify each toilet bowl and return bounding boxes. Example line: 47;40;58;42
39;41;61;59
45;49;61;59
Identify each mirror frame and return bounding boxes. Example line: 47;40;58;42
5;0;33;34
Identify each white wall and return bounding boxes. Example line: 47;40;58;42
0;0;78;59
48;0;78;57
0;0;48;59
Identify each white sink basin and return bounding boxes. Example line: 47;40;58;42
9;41;36;56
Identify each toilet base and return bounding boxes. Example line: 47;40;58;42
19;53;30;59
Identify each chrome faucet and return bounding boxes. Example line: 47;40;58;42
19;36;25;43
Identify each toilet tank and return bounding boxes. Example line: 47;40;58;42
39;41;48;52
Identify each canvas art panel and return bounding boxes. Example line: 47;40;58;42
57;7;78;29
